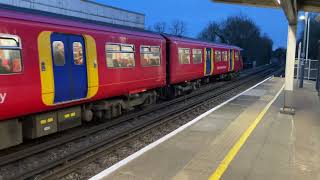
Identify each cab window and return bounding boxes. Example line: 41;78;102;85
178;48;191;64
192;49;202;64
0;34;23;74
106;43;135;68
140;46;161;66
215;50;221;62
53;41;65;66
222;51;228;62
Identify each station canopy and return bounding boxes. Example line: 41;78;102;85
211;0;320;25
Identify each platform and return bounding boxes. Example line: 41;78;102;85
91;77;320;180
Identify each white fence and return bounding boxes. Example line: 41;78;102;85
295;58;318;80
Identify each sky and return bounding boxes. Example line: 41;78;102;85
95;0;297;49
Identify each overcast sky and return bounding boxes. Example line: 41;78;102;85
96;0;302;49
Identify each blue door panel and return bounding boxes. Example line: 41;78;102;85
51;33;88;103
68;35;88;100
51;33;72;103
205;48;211;75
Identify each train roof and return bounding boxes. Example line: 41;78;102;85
0;4;162;39
162;34;242;50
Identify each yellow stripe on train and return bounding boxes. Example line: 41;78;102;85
211;48;214;75
84;35;99;99
38;31;55;106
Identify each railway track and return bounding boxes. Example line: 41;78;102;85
0;65;279;180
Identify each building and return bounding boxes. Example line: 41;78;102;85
0;0;145;29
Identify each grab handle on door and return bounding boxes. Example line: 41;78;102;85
41;61;46;71
94;60;97;68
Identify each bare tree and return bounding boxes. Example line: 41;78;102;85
198;22;225;43
153;22;167;33
169;20;187;36
198;15;274;67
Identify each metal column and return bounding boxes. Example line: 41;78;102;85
281;24;297;115
317;41;320;95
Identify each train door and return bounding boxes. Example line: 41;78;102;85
229;50;234;71
51;33;88;103
205;48;212;76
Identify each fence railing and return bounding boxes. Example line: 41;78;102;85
294;58;319;80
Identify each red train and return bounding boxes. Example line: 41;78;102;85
0;6;242;149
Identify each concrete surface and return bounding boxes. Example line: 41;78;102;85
222;80;320;180
98;77;320;180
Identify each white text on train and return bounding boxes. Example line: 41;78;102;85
0;93;7;104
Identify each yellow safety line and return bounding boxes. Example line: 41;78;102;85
209;84;285;180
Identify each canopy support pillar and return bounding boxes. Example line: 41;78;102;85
281;24;297;115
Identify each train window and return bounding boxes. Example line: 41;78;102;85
215;50;221;62
53;41;65;66
235;51;239;61
0;34;23;74
140;46;161;66
106;43;135;68
178;48;191;64
192;49;202;64
73;42;84;65
222;51;228;62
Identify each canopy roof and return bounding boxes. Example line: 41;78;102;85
211;0;320;25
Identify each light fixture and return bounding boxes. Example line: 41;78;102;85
299;15;306;20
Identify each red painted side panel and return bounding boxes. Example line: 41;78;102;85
95;33;166;99
213;47;230;75
165;35;242;85
0;10;166;121
233;50;243;72
168;42;205;84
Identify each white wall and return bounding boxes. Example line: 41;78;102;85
0;0;145;29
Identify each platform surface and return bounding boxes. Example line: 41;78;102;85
93;77;320;180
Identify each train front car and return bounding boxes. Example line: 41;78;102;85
161;35;242;98
212;45;243;78
0;7;166;150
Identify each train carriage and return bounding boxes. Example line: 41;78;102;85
163;35;242;97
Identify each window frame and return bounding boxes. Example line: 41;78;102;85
235;51;239;61
72;41;84;66
222;51;228;62
105;43;136;69
178;48;191;65
192;48;203;64
0;34;23;75
140;45;161;67
52;41;66;66
215;50;221;62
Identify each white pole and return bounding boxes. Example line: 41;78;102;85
297;42;302;84
307;17;311;80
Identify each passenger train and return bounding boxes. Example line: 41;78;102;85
0;6;243;149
